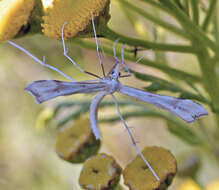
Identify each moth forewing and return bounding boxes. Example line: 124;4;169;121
90;91;107;139
25;80;108;104
119;85;208;122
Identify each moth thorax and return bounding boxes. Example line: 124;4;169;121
106;79;120;94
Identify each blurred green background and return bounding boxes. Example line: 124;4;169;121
0;0;219;190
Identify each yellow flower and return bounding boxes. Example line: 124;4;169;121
177;179;219;190
177;180;202;190
0;0;35;41
123;146;177;190
56;117;100;163
79;153;122;190
206;180;219;190
42;0;110;39
35;107;54;130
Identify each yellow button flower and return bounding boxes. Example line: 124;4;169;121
177;180;202;190
42;0;110;39
0;0;35;41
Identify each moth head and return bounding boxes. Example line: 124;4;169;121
109;63;121;79
110;70;121;78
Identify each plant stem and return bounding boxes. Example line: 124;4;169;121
160;0;219;54
139;0;170;12
197;120;219;164
202;0;217;31
191;0;199;25
119;0;190;39
70;38;202;83
103;26;198;53
196;47;219;133
184;0;190;16
213;9;219;43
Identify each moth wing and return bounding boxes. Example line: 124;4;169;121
25;80;107;104
119;85;208;123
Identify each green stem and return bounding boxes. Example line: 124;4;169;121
202;0;217;31
119;0;190;39
191;0;199;25
213;9;219;43
139;0;170;12
160;0;219;54
70;38;202;83
196;48;219;133
197;120;219;164
114;184;125;190
184;0;190;16
103;26;198;53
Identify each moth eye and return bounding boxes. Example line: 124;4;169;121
111;71;115;75
119;72;121;76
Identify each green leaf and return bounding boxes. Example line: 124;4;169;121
177;151;201;178
55;100;145;127
100;108;204;146
166;121;204;145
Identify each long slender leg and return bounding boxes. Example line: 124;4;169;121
113;38;121;63
121;44;131;76
61;22;101;79
105;38;121;77
113;41;131;77
91;14;105;77
135;49;152;64
8;40;76;82
111;94;160;181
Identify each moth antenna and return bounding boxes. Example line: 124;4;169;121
91;13;105;77
111;94;160;181
62;22;84;72
61;22;101;79
8;40;76;82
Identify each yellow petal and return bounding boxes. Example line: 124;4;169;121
206;180;219;190
177;180;202;190
0;0;35;41
35;107;54;130
42;0;110;39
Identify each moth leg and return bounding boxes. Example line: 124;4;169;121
91;13;106;77
111;94;160;181
8;40;75;82
121;44;131;76
135;49;152;64
113;38;121;63
90;91;107;139
113;40;131;78
61;22;101;79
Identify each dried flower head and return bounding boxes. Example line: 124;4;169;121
123;146;177;190
79;153;122;190
56;117;100;163
42;0;110;39
0;0;35;41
